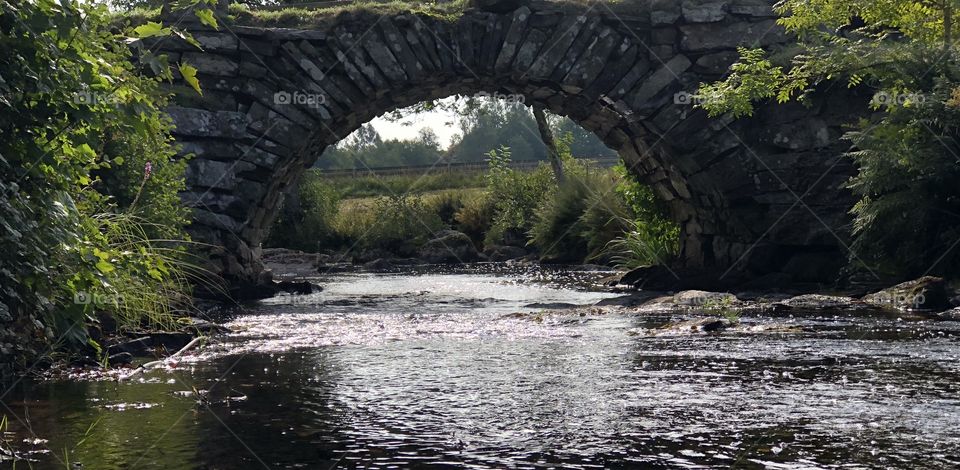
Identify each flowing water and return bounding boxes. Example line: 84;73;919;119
2;265;960;469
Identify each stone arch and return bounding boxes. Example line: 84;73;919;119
155;0;861;291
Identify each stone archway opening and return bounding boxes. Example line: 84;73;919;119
261;93;676;270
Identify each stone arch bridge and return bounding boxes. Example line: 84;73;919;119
149;0;864;292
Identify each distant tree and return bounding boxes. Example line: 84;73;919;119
349;123;383;150
417;127;441;150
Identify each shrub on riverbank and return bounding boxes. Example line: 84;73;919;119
482;147;555;246
604;165;681;268
1;0;200;369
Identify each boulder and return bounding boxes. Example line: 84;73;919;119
363;258;395;272
275;280;318;295
484;245;528;262
862;276;950;311
776;294;867;311
673;290;737;307
594;292;664;307
629;317;736;336
108;352;134;366
418;230;480;264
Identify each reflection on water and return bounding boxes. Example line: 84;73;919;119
2;265;960;469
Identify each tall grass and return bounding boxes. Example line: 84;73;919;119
90;213;215;332
602;165;680;268
334;194;445;254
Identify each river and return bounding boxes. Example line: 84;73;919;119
2;265;959;469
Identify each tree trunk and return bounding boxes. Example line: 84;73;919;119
532;105;564;182
945;1;953;51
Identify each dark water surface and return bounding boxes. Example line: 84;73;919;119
2;265;959;469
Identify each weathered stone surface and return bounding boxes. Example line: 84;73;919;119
495;6;531;73
526;15;587;78
682;0;729;23
511;28;548;74
379;20;425;81
186;159;237;190
168;107;248;138
626;55;691;108
650;0;682;25
181;52;238;76
680;20;787;51
363;34;408;83
563;28;621;92
729;0;777;17
693;50;739;74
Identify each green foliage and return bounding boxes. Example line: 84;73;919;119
698;1;958;117
454;192;496;246
604;164;680;269
845;76;960;277
0;0;197;351
266;175;343;252
483;146;555;245
529;165;626;262
335;194;445;254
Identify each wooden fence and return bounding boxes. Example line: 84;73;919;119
317;156;621;178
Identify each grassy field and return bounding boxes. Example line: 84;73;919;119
321;171;486;199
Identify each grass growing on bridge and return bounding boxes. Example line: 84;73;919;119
228;0;470;27
114;0;647;31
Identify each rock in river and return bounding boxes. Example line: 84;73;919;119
862;276;950;311
418;230;480;264
629;317;736;337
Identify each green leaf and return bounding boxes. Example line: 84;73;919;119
133;21;172;39
95;258;114;274
173;30;201;49
180;62;202;95
194;8;218;30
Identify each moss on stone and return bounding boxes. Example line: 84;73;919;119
227;1;470;27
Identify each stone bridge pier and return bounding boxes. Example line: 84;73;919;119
148;0;865;294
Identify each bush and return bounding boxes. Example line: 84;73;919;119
604;164;680;269
426;191;467;226
845;77;960;278
454;192;496;247
483;146;554;246
0;0;196;352
335;194;445;255
529;163;640;264
266;176;342;252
